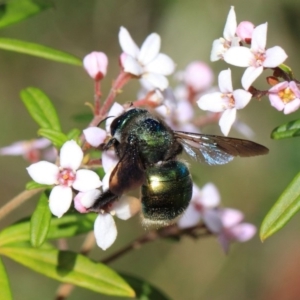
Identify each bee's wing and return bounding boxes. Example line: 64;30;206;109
174;131;269;166
109;144;146;195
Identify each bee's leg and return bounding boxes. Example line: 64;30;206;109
88;190;118;213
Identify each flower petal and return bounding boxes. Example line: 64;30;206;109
203;209;223;233
27;161;59;185
60;140;83;171
197;92;227;112
72;169;102;192
142;73;169;91
144;53;175;76
83;51;108;80
74;189;101;213
201;183;220;207
268;94;284;111
241;66;263;90
102;150;119;174
219;108;236;136
220;208;244;228
229;223;256;242
118;27;139;58
112;195;141;220
94;213;117;250
49;186;73;218
223;6;237;41
223;47;253;67
264;46;288;68
210;39;226;61
218;69;233;93
83;127;107;147
105;102;125;133
122;55;143;76
177;204;200;229
284;99;300;114
251;23;267;51
232;89;252;109
138;33;161;65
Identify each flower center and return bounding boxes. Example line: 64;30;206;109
222;93;235;108
278;87;296;104
58;168;76;187
253;50;266;67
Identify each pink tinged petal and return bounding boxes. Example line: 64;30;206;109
94;213;117;250
223;6;237;41
105;102;125;133
112;195;141;220
102;150;119;174
0;141;28;155
72;169;102;192
177;204;201;229
83;127;107;147
122;55;143;76
223;47;253;67
197;92;228;112
210;39;225;61
264;46;288;68
183;61;214;91
229;223;256;242
219;108;236;136
26;161;59;185
49;186;73;218
289;81;300;98
232;89;252;109
142;73;168;91
32;138;52;149
268;94;284;111
83;52;108;80
144;53;175;76
59;140;83;171
251;23;267;51
218;69;233;93
118;27;139;58
269;81;289;93
220;208;244;228
138;33;161;65
176;101;194;123
74;189;101;213
284;99;300;114
236;21;254;42
241;66;263;90
203;209;223;233
200;183;221;207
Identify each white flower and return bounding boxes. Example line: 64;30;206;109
197;69;252;136
223;23;288;89
83;52;108;81
210;6;240;61
26;140;102;218
178;183;222;233
118;26;175;91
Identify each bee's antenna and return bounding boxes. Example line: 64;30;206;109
97;116;114;127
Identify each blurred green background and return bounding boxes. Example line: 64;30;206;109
2;0;300;299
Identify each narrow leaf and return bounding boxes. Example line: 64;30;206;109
0;0;51;28
20;87;61;131
120;273;170;300
0;247;135;297
67;128;81;140
271;119;300;139
0;213;96;247
0;257;12;300
0;38;82;66
38;128;68;148
25;181;49;190
30;192;52;247
260;171;300;241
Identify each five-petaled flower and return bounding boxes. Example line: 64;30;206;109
197;69;252;136
118;26;175;91
27;140;102;218
223;23;288;90
268;81;300;114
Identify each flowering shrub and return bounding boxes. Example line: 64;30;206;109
0;4;300;300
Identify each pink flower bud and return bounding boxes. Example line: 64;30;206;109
183;61;214;92
236;21;254;43
83;52;108;81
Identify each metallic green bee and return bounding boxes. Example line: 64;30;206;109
89;108;268;225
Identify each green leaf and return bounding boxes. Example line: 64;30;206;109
38;128;68;148
0;257;12;300
0;0;51;29
0;247;135;297
20;87;61;131
271;119;300;139
120;273;170;300
260;171;300;241
25;181;50;190
30;192;52;248
0;38;82;65
67;128;81;140
0;213;96;247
